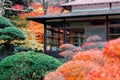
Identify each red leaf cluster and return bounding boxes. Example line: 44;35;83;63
73;50;105;64
56;60;98;80
86;59;120;80
12;4;24;10
44;38;120;80
102;38;120;58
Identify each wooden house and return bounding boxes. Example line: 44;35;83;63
27;0;120;58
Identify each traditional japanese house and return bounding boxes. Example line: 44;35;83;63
27;0;120;58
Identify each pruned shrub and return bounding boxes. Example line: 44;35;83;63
0;51;62;80
86;35;102;42
102;38;120;58
73;50;106;65
3;27;26;40
0;16;13;28
81;35;105;51
44;71;64;80
0;16;26;57
86;60;120;80
59;44;81;62
44;38;120;80
44;60;98;80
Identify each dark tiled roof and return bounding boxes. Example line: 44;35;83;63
27;9;120;22
61;0;120;6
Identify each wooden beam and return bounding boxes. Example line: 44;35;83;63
43;20;47;53
63;18;67;43
105;15;109;40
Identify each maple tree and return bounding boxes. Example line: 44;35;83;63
9;0;70;49
81;35;105;51
102;38;120;58
44;37;120;80
59;44;81;62
73;50;106;65
44;71;64;80
44;60;99;80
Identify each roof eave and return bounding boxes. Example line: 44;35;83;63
27;10;120;23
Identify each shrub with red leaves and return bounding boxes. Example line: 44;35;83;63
60;44;80;51
12;4;24;10
86;35;102;42
56;60;99;80
85;38;120;80
44;37;120;80
73;50;106;65
59;50;74;61
44;71;64;80
102;38;120;58
86;61;120;80
59;44;81;61
81;35;105;51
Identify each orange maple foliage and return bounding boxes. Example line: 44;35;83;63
44;37;120;80
62;9;70;13
60;44;77;51
18;3;44;43
54;7;63;14
47;6;56;15
44;71;64;80
73;50;105;64
27;21;44;43
102;38;120;58
12;4;24;10
18;2;70;44
86;60;120;80
56;60;98;80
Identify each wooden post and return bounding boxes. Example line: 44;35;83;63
43;20;47;53
63;18;67;43
109;3;112;10
106;15;109;41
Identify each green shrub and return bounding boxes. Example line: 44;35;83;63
0;17;26;56
0;16;13;28
0;51;62;80
3;27;26;40
0;27;26;40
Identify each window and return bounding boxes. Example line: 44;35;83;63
109;27;120;39
90;21;105;25
109;19;120;40
66;27;85;46
46;25;64;51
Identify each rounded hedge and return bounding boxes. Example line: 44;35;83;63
0;16;13;28
3;27;26;40
0;51;62;80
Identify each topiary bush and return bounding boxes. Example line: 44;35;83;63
0;16;13;28
81;35;105;51
0;51;62;80
3;27;26;40
59;44;81;62
0;16;26;57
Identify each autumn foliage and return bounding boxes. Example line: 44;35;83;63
73;50;105;64
44;71;64;80
27;21;44;43
59;44;81;61
102;38;120;58
81;35;105;50
44;37;120;80
12;4;24;10
44;60;99;80
16;1;70;45
86;59;120;80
